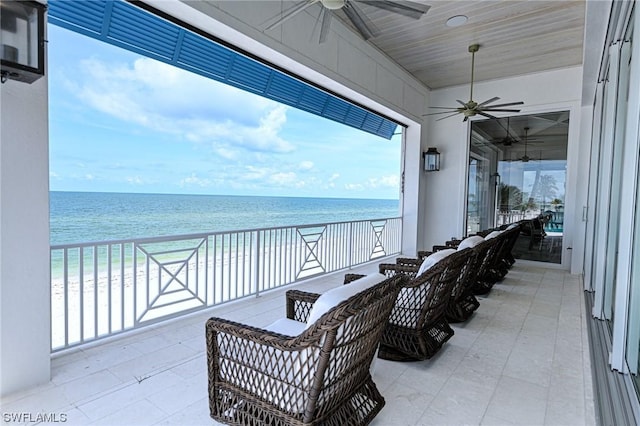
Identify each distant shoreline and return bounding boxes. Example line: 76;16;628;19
50;191;401;248
49;190;400;203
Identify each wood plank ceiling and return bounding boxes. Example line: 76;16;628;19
334;0;586;89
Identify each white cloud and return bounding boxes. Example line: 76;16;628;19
180;173;212;188
85;174;95;181
368;175;400;188
269;172;300;187
298;161;314;171
345;183;364;191
126;176;144;185
344;174;399;192
215;147;238;160
70;57;295;154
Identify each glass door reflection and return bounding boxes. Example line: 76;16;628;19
469;111;569;264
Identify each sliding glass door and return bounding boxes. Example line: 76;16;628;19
468;111;569;264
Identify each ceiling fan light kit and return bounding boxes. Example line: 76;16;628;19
425;44;525;122
321;0;346;10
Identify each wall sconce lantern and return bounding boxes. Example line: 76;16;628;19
1;0;46;84
423;147;441;172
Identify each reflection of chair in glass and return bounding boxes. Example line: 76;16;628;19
528;217;546;250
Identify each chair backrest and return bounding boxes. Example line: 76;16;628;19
388;249;466;329
301;274;404;422
458;235;485;250
416;248;456;276
447;247;476;301
495;225;521;261
470;237;501;279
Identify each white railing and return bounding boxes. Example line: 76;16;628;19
50;217;402;352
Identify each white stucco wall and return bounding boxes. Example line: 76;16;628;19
425;67;584;267
0;75;51;395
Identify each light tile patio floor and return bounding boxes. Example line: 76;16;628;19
1;261;595;425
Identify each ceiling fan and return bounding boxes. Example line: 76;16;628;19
426;44;525;122
518;127;532;162
492;117;520;146
492;118;545;147
264;0;430;43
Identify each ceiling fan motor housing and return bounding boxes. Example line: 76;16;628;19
321;0;345;10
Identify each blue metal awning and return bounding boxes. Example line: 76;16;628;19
48;0;399;139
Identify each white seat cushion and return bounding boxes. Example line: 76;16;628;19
416;249;456;276
485;230;502;240
265;318;307;336
222;275;386;415
506;223;519;230
305;273;385;328
457;235;485;250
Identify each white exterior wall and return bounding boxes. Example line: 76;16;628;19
0;75;51;395
148;0;432;255
425;67;584;266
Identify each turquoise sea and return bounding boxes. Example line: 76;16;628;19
50;191;400;246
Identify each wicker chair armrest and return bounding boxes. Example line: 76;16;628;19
432;245;450;251
206;317;312;351
378;263;419;279
344;273;367;284
447;239;462;247
286;289;321;322
395;257;422;266
417;250;433;259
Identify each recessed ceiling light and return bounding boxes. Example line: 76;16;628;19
446;15;468;27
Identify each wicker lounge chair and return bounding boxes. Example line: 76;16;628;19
430;224;521;295
206;273;405;426
459;234;504;295
488;224;522;278
380;245;480;323
345;249;468;361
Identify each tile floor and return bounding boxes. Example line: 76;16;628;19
1;261;595;425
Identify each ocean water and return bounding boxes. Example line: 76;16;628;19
50;191;400;246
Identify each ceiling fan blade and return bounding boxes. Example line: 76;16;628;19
477;111;498;120
318;7;332;43
484;101;525;108
357;1;430;19
482;108;522;113
343;1;379;39
423;110;462;116
437;111;463;121
265;0;319;31
456;100;467;107
477;96;500;107
429;106;462;110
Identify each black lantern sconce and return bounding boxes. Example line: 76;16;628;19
1;0;46;84
423;147;441;172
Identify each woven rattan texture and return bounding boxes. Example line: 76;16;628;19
206;274;405;425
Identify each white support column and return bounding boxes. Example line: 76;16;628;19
401;123;422;256
0;74;51;396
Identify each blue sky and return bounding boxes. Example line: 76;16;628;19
48;25;402;200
